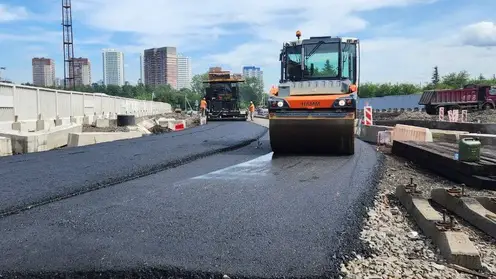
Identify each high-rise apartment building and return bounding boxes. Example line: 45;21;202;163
102;49;124;86
177;54;192;89
144;47;177;88
32;58;55;87
242;66;263;80
72;57;91;86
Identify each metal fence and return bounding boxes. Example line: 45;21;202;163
0;82;172;123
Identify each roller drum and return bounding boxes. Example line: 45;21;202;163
269;118;355;155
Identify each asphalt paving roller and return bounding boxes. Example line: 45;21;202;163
268;30;360;155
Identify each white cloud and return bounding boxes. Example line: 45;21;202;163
0;4;28;22
460;21;496;47
75;0;436;49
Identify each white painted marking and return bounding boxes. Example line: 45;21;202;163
191;152;274;180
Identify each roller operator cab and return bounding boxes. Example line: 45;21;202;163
268;30;360;155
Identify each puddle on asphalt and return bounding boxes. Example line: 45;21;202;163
191;152;273;180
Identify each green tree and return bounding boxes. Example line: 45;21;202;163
239;77;264;107
191;72;208;95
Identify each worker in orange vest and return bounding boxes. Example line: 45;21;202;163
249;101;255;121
200;98;207;117
349;84;357;92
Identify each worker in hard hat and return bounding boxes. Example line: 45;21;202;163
200;98;207;117
249;101;255;121
270;86;278;96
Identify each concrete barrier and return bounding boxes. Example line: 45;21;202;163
67;131;142;147
392;124;433;142
395;185;482;270
0;124;82;154
0;136;12;156
431;188;496;239
375;119;496;134
168;120;186;131
0;82;172;133
431;129;469;143
358;125;393;143
200;116;207;125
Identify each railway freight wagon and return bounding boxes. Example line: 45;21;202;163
419;84;496;115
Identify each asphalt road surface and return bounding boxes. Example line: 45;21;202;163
0;121;267;216
0;129;382;278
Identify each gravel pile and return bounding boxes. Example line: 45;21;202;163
342;152;496;278
393;111;437;121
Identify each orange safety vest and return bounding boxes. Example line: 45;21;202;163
249;104;255;112
200;100;207;108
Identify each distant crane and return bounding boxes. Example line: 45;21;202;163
61;0;75;90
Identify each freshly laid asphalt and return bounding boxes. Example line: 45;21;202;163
0;121;267;216
0;124;383;279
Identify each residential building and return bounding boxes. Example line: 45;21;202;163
72;57;91;86
242;66;263;80
177;54;192;89
32;57;55;87
102;49;125;86
243;66;263;80
144;46;177;88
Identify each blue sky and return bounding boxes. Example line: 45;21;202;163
0;0;495;90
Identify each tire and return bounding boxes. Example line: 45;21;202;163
484;103;492;110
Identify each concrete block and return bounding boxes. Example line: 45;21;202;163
475;197;496;214
437;231;481;269
0;136;12;156
67;131;142;147
95;118;110;128
11;122;21;131
54;118;62;126
0;124;82;154
358;125;393;143
36;119;45;131
431;129;469;143
392;124;433;142
431;188;496;239
83;115;91;125
395;185;482;270
142;119;159;130
459;133;496;146
168;120;186;131
157;117;175;127
128;125;152;135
